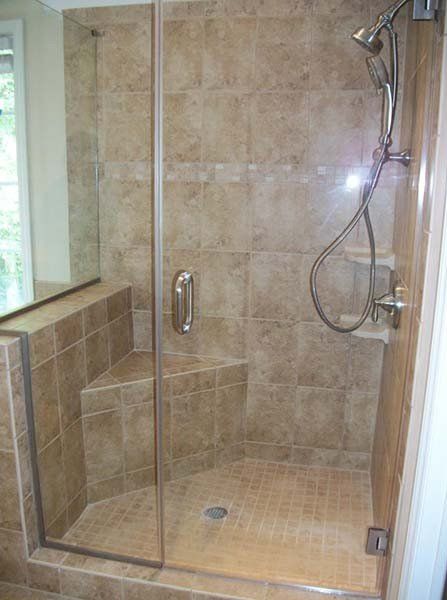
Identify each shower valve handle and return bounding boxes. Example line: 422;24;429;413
372;293;397;322
372;283;405;329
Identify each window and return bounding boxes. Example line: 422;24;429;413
0;20;32;312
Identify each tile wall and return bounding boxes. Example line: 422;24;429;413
370;11;445;596
0;284;133;541
66;1;407;470
80;355;247;502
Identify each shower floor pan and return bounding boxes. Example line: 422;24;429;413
59;459;378;594
51;351;378;594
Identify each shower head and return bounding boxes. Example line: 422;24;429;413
352;25;384;55
366;56;390;91
351;0;410;54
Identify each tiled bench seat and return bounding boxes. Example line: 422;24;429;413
80;351;248;502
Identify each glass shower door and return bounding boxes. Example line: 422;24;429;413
158;0;250;577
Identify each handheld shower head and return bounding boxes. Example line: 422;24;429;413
366;56;393;145
366;55;390;90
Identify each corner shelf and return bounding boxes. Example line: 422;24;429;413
344;246;395;270
340;314;390;344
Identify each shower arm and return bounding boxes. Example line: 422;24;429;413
377;0;411;28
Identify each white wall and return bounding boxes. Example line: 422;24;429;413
0;0;71;282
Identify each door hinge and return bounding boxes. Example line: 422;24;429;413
366;527;390;556
413;0;439;20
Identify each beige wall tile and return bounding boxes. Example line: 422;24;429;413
38;437;67;527
248;320;298;384
122;379;153;406
256;17;310;91
201;183;251;251
201;252;250;317
60;568;123;600
62;420;87;502
164;182;202;250
87;475;125;503
55;312;83;353
171;450;215;480
100;180;151;248
0;369;13;451
164;20;203;92
302;184;358;255
343;392;378;453
0;529;27;584
29;325;55;368
57;342;86;430
215;384;246;447
216;363;248;387
101;246;151;311
123;403;155;472
203;93;251;162
0;451;21;530
31;359;60;451
295;387;345;450
252;184;306;253
85;328;110;384
26;561;61;594
309;90;364;165
204;18;256;90
83;410;124;483
82;386;121;415
102;94;151;162
165;92;202;162
102;22;151;93
199;317;247;358
348;337;384;394
310;15;369;90
297;323;350;389
83;299;108;336
124;580;191;600
252;92;308;164
171;390;216;459
245;441;291;462
250;253;302;320
108;313;133;365
246;384;295;444
171;369;216;396
300;255;355;323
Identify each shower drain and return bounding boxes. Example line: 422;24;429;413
202;506;228;520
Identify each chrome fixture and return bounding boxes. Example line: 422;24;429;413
173;271;194;335
351;0;410;55
366;55;393;144
372;282;405;329
310;0;413;334
366;527;390;556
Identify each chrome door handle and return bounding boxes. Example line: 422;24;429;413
173;271;194;335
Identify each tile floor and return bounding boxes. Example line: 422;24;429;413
60;459;378;594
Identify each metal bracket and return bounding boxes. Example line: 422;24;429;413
366;527;390;556
413;0;439;20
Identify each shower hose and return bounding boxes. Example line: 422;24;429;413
310;28;398;333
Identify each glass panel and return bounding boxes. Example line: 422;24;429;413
161;0;250;577
0;0;160;564
159;0;380;591
0;0;100;318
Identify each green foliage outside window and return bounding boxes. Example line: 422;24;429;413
0;69;25;310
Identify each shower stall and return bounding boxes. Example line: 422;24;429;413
0;0;444;598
